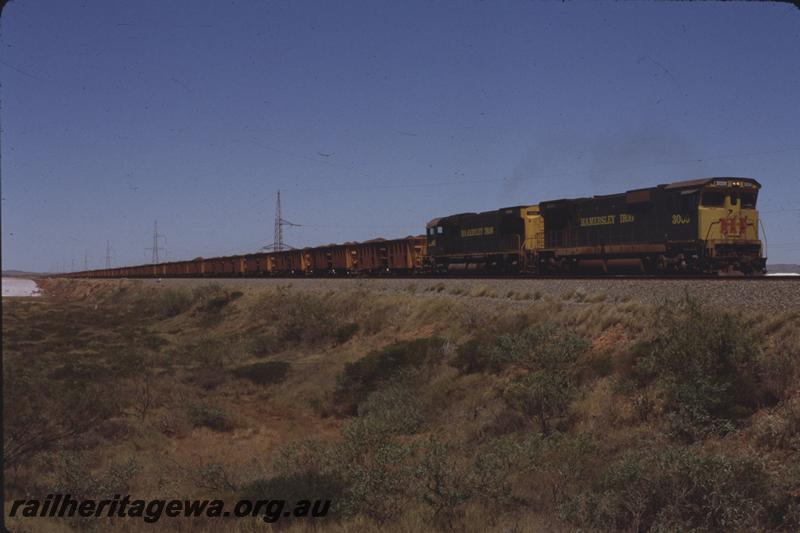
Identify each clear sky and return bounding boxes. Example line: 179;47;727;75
2;1;799;272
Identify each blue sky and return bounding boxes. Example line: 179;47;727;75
2;1;799;272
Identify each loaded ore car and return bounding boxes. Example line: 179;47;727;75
537;177;765;274
356;236;427;274
307;244;359;275
426;206;544;273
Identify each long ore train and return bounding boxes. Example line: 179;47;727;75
65;177;767;278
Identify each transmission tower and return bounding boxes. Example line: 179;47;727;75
262;190;301;251
84;249;89;271
145;220;166;263
105;241;112;268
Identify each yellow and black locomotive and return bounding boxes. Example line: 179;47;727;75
425;177;766;275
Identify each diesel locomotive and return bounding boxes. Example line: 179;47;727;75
427;177;765;275
65;177;766;279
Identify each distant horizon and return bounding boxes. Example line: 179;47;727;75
2;1;799;271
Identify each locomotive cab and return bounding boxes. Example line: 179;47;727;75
696;178;765;274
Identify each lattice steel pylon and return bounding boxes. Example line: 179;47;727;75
105;240;113;268
262;190;301;251
145;221;166;263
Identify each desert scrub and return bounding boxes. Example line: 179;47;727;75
751;397;800;451
334;322;359;343
634;296;762;442
52;454;140;529
450;325;549;374
4;356;121;469
231;361;290;386
356;378;427;435
199;290;243;314
255;289;365;346
239;473;338;520
502;331;585;434
415;434;544;528
157;288;194;317
452;323;587;375
270;415;417;523
564;446;793;532
187;403;235;432
248;333;281;357
334;337;446;413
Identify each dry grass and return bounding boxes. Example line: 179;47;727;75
4;279;800;532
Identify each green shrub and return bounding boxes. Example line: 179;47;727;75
240;472;340;519
202;295;232;313
565;447;784;532
336;416;416;522
752;398;800;451
503;370;575;435
273;292;338;343
451;339;486;374
140;333;168;351
415;435;543;528
273;417;416;523
187;403;235;432
231;361;290;386
158;288;193;317
181;339;222;366
356;378;426;435
415;436;475;528
54;453;139;529
257;290;363;346
759;347;800;402
451;324;585;375
249;334;281;357
500;331;586;434
334;323;359;344
4;358;121;469
191;283;224;303
635;296;761;441
334;337;445;411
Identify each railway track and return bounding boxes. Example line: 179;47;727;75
51;273;800;281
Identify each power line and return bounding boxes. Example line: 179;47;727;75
275;146;800;194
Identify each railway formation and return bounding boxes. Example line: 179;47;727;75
63;177;777;280
124;276;799;313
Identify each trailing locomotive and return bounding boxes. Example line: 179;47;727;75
425;205;543;273
64;177;766;279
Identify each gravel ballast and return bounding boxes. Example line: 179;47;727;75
131;277;800;313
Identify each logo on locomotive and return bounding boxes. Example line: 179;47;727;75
719;216;748;236
580;214;636;227
460;226;495;238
